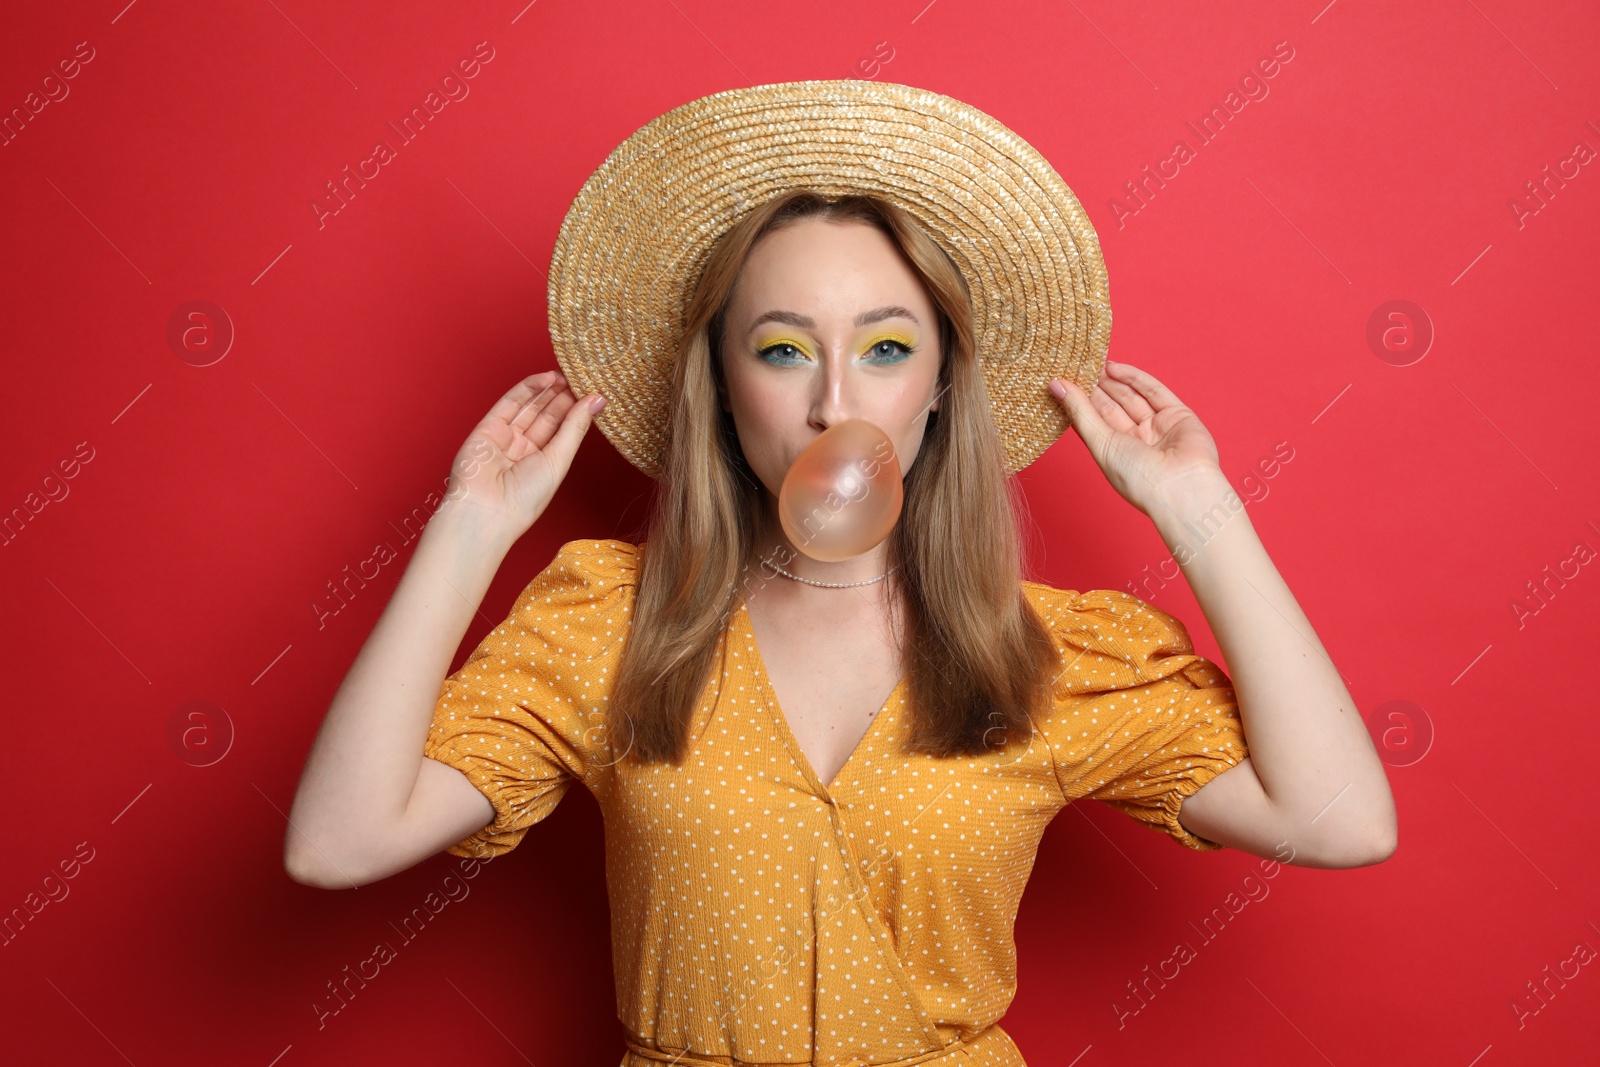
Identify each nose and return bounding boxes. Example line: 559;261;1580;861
807;345;861;432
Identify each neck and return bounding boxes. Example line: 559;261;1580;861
749;503;896;596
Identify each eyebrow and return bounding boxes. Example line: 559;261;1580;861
746;305;919;335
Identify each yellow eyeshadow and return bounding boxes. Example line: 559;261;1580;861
868;332;917;350
754;334;813;357
753;332;918;357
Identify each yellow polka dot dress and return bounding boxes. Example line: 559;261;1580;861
424;540;1249;1066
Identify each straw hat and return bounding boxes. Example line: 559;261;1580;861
546;78;1110;480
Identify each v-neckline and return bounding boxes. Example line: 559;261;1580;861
734;599;905;796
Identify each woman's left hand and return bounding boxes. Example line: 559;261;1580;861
1048;359;1223;517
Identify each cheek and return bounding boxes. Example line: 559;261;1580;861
728;373;797;430
899;364;942;424
892;366;943;464
900;415;931;455
723;371;798;479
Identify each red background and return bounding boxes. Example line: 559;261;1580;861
3;1;1598;1063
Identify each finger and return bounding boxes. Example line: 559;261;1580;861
508;379;563;436
523;387;579;452
541;389;606;470
1088;376;1141;434
1096;362;1155;424
1105;360;1183;411
1049;377;1113;452
486;372;562;430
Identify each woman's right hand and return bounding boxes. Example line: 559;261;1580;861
443;370;608;539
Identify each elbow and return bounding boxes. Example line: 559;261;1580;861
1336;836;1396;870
284;842;363;891
287;858;361;890
1321;818;1398;869
1371;816;1399;863
1355;797;1401;866
284;849;331;889
1274;797;1397;868
1363;820;1399;866
1318;783;1399;869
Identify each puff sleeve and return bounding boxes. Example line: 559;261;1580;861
422;538;639;859
1026;583;1249;851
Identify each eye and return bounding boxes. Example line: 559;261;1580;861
757;342;807;364
869;339;916;362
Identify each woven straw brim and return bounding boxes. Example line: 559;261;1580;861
546;79;1110;480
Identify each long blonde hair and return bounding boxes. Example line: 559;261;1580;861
608;189;1058;765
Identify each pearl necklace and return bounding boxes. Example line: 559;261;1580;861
768;562;899;588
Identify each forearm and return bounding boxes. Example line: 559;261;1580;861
285;497;517;880
1147;467;1395;856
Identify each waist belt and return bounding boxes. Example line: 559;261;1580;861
623;1023;996;1067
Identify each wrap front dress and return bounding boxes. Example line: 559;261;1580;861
423;539;1249;1066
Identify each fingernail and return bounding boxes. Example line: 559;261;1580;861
1048;379;1067;399
589;394;608;413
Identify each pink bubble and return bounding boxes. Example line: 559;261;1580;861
778;419;903;562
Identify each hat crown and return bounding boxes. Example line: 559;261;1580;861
548;79;1110;480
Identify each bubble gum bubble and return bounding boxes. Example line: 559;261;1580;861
778;419;903;562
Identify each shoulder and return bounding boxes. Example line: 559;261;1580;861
1020;579;1199;688
546;538;642;582
1021;580;1192;646
510;539;642;617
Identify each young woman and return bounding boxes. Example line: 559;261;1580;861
285;83;1395;1067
